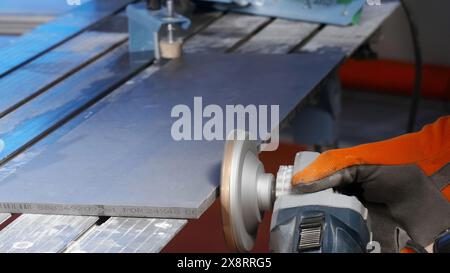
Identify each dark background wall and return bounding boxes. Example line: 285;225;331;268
373;0;450;66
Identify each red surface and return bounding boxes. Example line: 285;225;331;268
442;185;450;202
162;142;306;253
0;214;20;231
340;59;450;100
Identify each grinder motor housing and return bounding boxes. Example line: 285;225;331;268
220;134;372;253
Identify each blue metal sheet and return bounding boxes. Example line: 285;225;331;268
0;0;133;78
0;53;343;218
0;43;152;165
0;31;127;117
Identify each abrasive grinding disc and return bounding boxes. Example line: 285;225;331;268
221;131;269;252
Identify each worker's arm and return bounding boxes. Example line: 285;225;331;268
292;116;450;251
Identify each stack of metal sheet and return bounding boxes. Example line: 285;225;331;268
0;35;14;47
0;0;84;34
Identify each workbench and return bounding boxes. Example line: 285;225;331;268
0;0;399;253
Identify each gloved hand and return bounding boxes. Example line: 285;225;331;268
292;116;450;252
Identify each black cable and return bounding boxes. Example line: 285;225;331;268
400;0;423;133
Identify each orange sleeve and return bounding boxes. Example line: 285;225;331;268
293;116;450;184
442;185;450;202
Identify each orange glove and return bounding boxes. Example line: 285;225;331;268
292;116;450;251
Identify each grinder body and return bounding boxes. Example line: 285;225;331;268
270;152;371;253
270;194;371;253
220;134;372;253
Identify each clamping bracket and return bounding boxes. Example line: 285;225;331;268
126;2;191;59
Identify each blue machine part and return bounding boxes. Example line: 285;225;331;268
127;2;191;55
271;205;371;253
198;0;366;26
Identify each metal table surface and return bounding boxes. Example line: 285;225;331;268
64;217;186;253
0;52;343;218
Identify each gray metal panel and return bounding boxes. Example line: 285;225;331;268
0;0;133;77
0;53;343;218
0;213;9;225
301;2;400;56
65;217;187;253
0;214;97;253
0;31;127;116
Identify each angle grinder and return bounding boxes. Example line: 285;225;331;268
220;130;373;253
